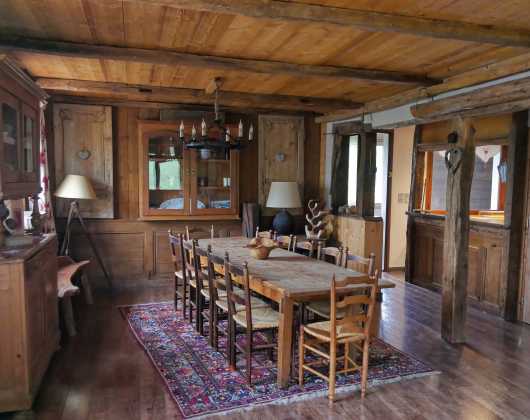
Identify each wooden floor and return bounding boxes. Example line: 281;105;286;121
3;272;530;420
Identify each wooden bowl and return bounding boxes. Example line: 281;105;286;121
246;238;277;260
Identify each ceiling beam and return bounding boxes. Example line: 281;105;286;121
0;35;436;86
315;52;530;123
410;77;530;120
36;78;362;113
129;0;530;48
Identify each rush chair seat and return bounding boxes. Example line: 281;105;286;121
299;272;378;401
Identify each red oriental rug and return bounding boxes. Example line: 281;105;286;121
120;302;438;419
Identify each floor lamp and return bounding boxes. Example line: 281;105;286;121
55;174;113;290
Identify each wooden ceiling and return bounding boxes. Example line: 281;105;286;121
1;0;530;114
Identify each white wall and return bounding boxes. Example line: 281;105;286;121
388;126;415;269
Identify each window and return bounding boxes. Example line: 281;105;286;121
347;135;358;206
423;145;506;211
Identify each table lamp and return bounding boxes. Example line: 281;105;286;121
55;174;113;290
266;181;302;234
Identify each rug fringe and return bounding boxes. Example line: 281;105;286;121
192;371;440;419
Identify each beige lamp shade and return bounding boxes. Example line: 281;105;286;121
55;174;97;200
266;181;302;209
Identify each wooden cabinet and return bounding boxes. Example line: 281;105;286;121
0;57;46;200
138;121;239;220
407;214;508;315
0;234;59;412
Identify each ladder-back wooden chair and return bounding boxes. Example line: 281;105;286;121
185;224;215;241
206;251;229;351
225;259;279;385
293;236;316;258
275;233;294;251
343;250;376;275
168;230;188;315
306;251;376;320
317;245;343;266
299;273;378;400
193;243;212;336
255;227;274;239
182;239;201;324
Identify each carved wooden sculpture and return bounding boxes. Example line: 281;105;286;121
304;200;328;239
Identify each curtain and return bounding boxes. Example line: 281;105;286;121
39;101;55;233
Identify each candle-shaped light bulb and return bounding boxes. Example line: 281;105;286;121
179;120;184;138
201;118;207;137
192;124;197;139
238;120;243;138
225;127;231;143
248;123;254;141
169;136;175;157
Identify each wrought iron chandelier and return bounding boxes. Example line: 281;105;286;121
179;78;253;150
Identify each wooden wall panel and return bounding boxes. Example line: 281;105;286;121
69;232;146;282
51;102;320;283
258;115;305;216
53;103;114;218
409;215;508;315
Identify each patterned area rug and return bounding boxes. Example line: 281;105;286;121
120;302;437;419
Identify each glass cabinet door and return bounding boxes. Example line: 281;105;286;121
144;132;189;215
191;148;238;215
21;104;38;182
1;89;20;183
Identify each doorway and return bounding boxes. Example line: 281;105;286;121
375;132;392;272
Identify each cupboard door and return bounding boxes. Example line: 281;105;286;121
0;88;20;184
190;149;239;215
20;103;39;183
140;128;190;217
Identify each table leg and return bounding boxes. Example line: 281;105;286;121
370;292;383;338
277;297;294;388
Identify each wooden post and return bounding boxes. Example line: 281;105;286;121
441;117;475;344
405;125;423;282
503;110;529;321
357;131;377;217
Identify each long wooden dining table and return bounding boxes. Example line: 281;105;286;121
197;236;395;388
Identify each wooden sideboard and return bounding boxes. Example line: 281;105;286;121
0;234;60;412
407;213;508;315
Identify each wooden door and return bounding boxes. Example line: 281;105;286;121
258;115;304;216
53;103;113;218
